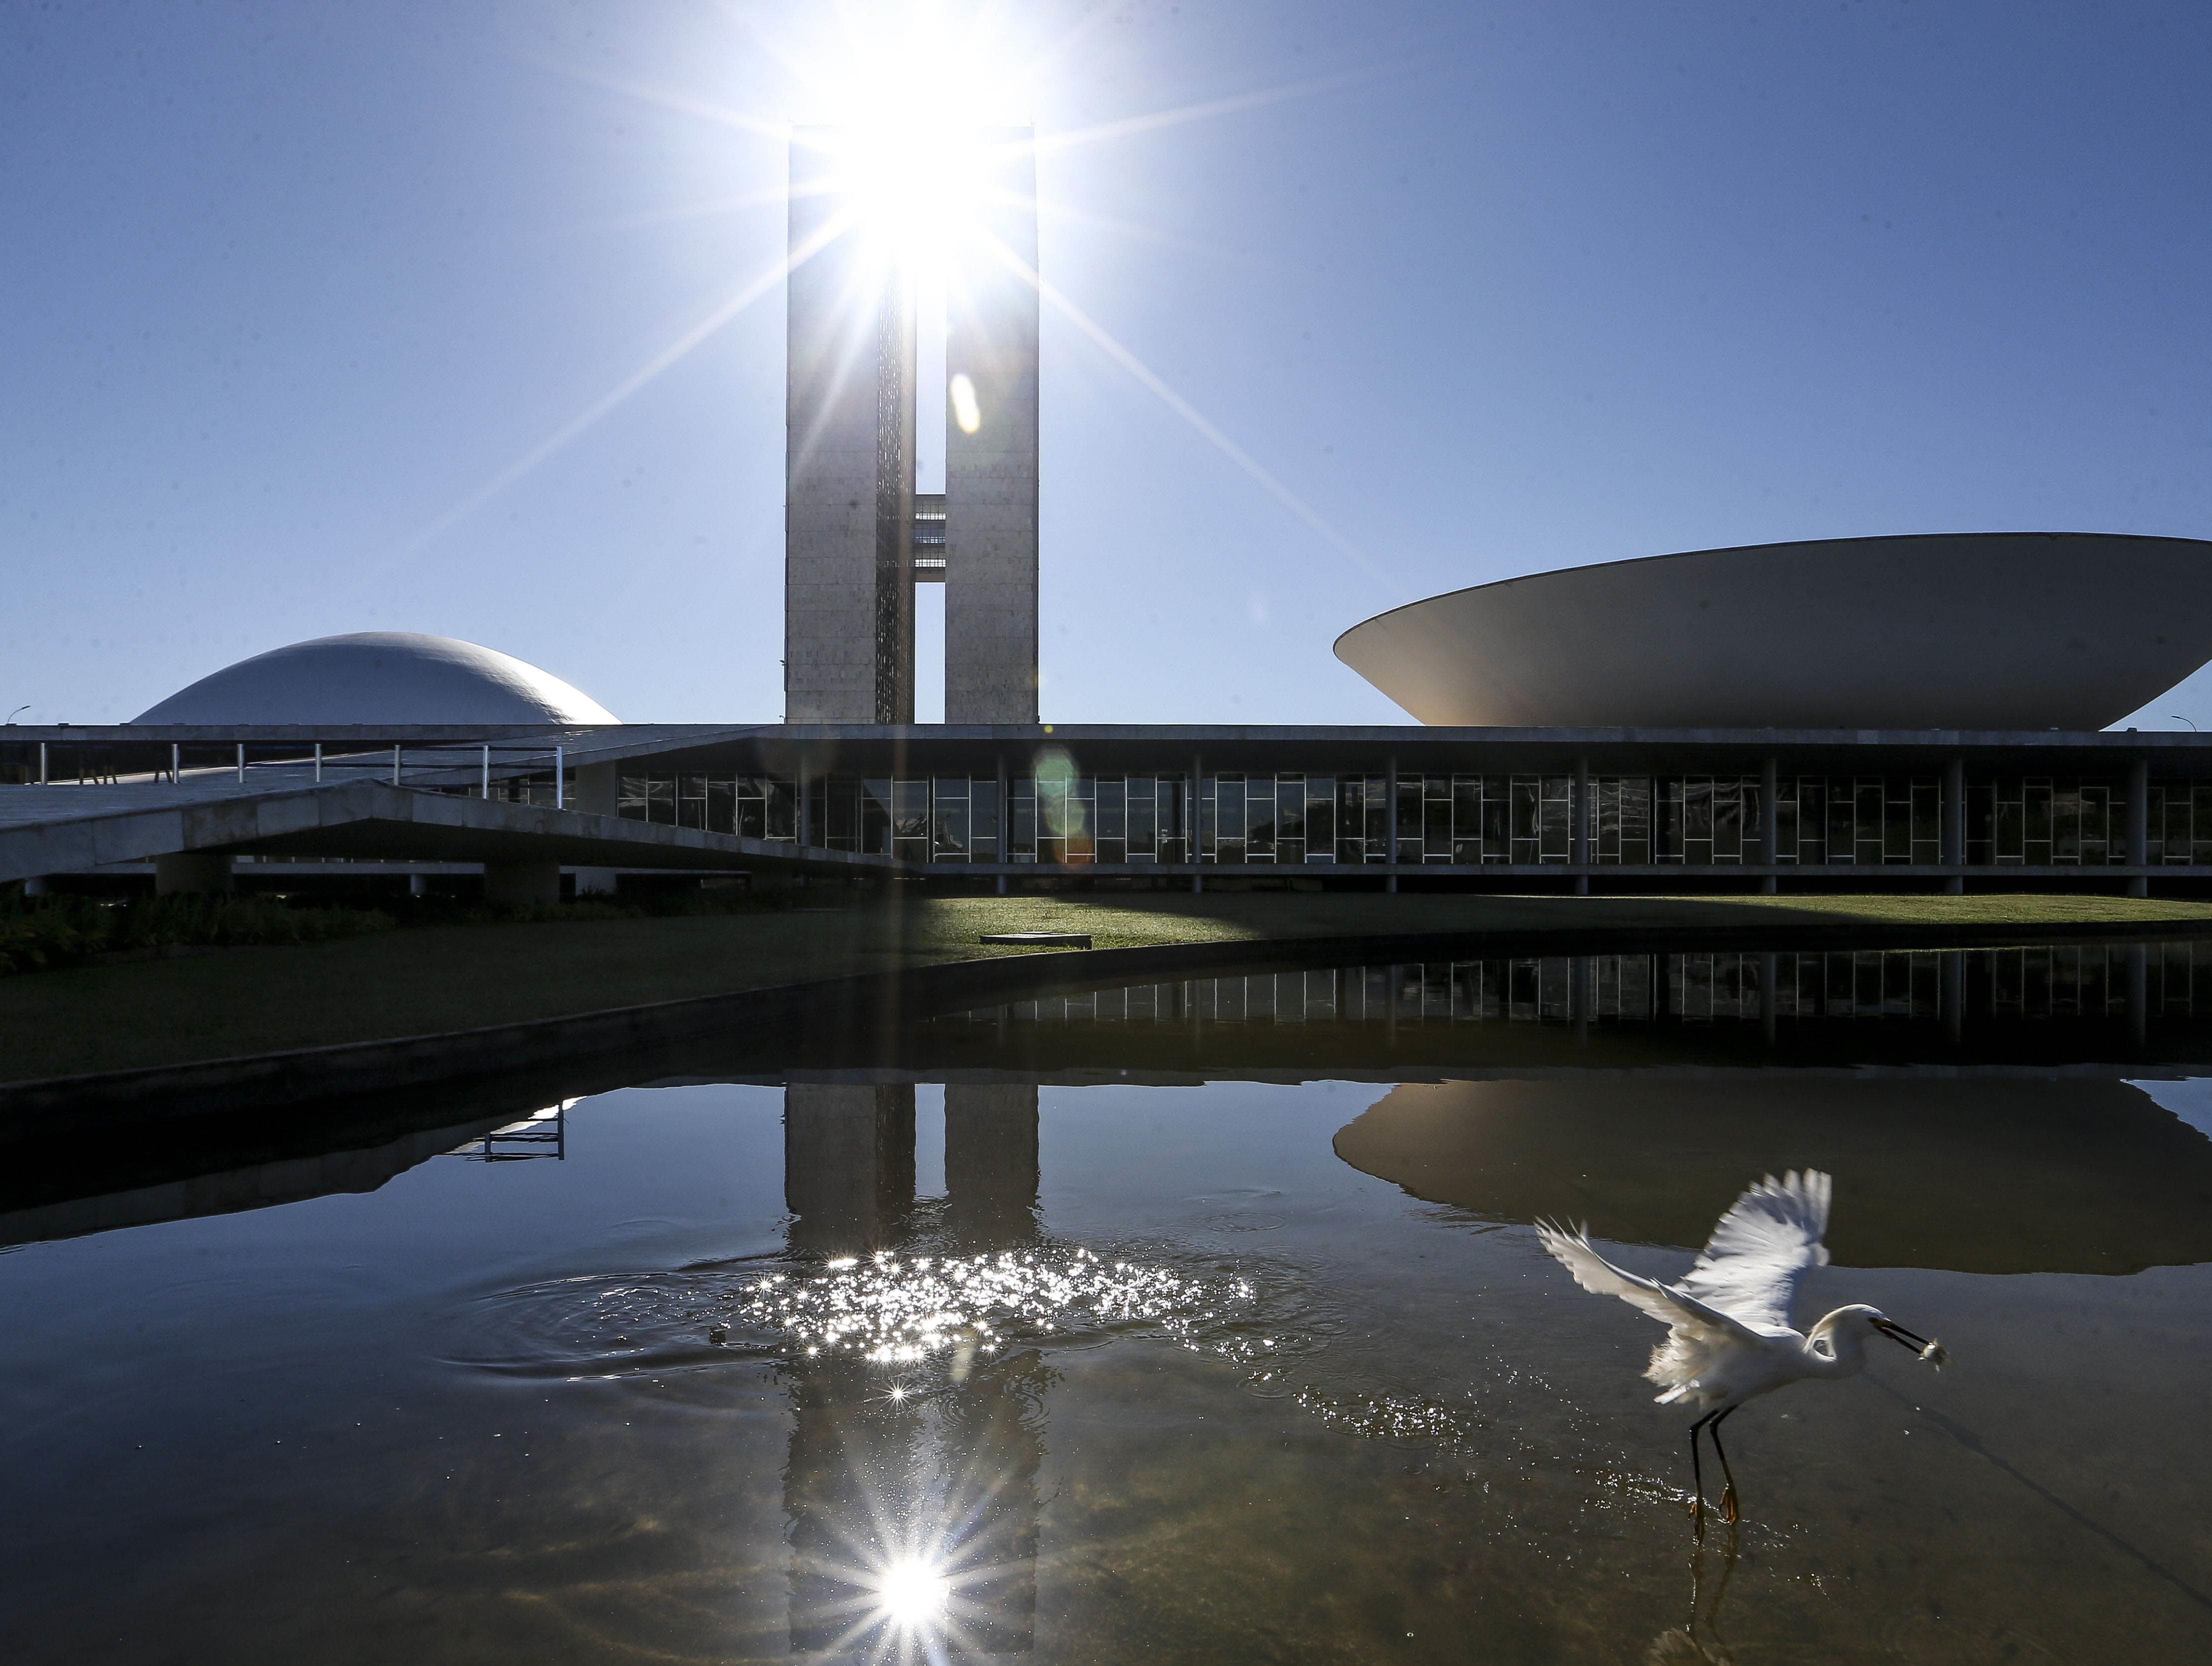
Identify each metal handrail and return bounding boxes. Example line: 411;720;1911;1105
17;738;582;804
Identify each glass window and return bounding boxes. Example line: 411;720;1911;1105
677;774;708;831
1212;775;1243;863
1450;777;1481;864
932;777;969;861
1540;776;1572;862
765;778;796;842
1159;775;1188;864
861;779;894;856
970;779;999;861
1247;777;1277;859
1423;778;1451;861
1305;776;1334;859
1511;777;1540;865
1127;776;1156;859
1098;777;1127;843
1395;775;1422;857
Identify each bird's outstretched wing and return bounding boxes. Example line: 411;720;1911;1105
1534;1222;1761;1341
1535;1220;1773;1407
1674;1170;1832;1335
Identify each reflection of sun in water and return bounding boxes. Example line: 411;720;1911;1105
732;1246;1264;1365
874;1556;952;1630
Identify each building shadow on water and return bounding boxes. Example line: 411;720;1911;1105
780;1083;1046;1659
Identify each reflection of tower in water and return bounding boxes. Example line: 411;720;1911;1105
784;1084;1043;1656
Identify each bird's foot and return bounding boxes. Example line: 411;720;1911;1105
1690;1495;1706;1537
1720;1484;1739;1526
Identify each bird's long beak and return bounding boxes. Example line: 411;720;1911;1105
1872;1318;1930;1353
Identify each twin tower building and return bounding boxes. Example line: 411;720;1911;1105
783;128;1040;725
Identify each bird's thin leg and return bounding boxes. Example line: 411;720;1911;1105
1709;1407;1742;1525
1687;1411;1716;1531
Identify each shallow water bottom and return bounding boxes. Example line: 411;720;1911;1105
6;1078;2212;1663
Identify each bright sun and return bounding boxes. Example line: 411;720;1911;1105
791;2;1032;267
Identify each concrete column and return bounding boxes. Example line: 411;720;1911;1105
2129;942;2150;1046
1943;756;1967;895
483;860;561;909
154;852;233;895
1573;756;1591;894
1191;753;1204;893
22;875;50;897
1386;754;1400;893
1760;951;1779;1045
784;1084;916;1254
2128;756;2151;898
1760;756;1780;895
571;764;620;900
944;1083;1040;1246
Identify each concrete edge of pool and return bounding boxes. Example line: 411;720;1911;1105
9;916;2212;1135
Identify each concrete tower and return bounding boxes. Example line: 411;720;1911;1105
944;131;1040;724
785;129;916;724
784;126;1038;725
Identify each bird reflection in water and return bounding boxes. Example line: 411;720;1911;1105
781;1083;1047;1660
1648;1526;1742;1666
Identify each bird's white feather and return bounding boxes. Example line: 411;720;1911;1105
1675;1170;1832;1335
1533;1221;1765;1403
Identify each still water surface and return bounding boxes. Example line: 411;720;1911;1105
8;943;2212;1663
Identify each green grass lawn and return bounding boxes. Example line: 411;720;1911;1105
4;889;2210;1083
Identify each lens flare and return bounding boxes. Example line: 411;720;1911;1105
949;372;982;434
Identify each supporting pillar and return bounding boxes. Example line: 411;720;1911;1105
1760;756;1780;894
1192;753;1205;892
1760;951;1779;1045
1943;756;1967;895
408;873;429;898
783;1084;916;1254
22;876;50;897
154;852;234;895
571;762;619;901
483;860;561;909
1573;756;1591;895
1386;754;1400;893
2128;942;2150;1046
2128;756;2150;898
1941;950;1965;1047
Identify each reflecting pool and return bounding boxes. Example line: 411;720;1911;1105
7;942;2212;1662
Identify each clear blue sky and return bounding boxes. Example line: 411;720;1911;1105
8;0;2212;728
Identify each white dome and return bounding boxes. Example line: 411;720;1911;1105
132;632;620;725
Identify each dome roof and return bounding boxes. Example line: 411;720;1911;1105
132;632;619;726
1334;532;2212;730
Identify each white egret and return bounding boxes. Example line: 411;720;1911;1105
1537;1170;1948;1525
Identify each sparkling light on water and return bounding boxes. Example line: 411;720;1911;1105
731;1247;1261;1364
